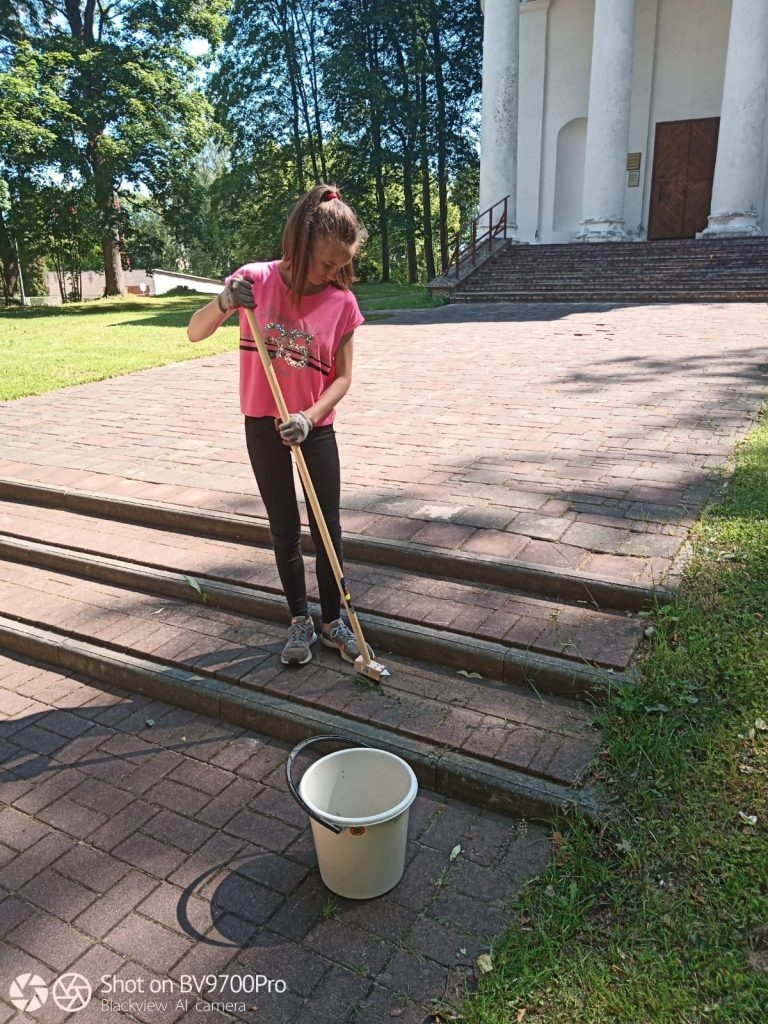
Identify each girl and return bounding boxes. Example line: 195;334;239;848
187;184;373;668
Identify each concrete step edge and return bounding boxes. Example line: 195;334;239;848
0;534;635;696
0;477;669;613
452;291;768;302
0;614;599;826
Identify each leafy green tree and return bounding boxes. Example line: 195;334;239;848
0;2;55;52
0;38;72;301
319;1;396;279
212;143;305;269
159;142;234;279
125;142;235;281
323;0;482;281
2;2;228;295
2;0;482;291
213;0;330;197
424;0;482;269
24;255;49;297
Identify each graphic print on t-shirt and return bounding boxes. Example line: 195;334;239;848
240;306;333;379
263;322;313;368
260;320;331;377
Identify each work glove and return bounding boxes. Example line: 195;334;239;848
277;411;313;445
217;276;256;314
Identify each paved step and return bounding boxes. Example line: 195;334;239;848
451;237;768;304
0;495;644;684
454;290;768;304
0;556;601;823
0;481;625;822
0;478;668;613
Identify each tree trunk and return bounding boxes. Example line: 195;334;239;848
78;0;125;297
101;235;124;296
373;142;390;282
427;3;450;270
392;37;419;283
418;72;436;281
286;23;317;181
366;18;390;281
296;3;328;181
401;143;419;284
276;3;306;192
91;148;125;296
0;213;21;303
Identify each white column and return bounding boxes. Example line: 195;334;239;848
479;0;519;238
518;0;552;243
700;0;768;238
577;0;636;241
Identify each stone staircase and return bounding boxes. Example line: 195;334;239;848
449;236;768;304
0;480;655;827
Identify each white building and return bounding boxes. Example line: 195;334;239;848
42;268;222;303
480;0;768;245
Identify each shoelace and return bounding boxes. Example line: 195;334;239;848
288;620;309;645
332;621;355;645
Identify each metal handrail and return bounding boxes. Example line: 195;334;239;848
445;195;509;278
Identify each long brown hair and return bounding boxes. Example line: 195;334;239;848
281;185;367;303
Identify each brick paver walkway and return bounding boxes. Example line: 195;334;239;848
2;300;767;1023
1;301;766;586
1;653;550;1024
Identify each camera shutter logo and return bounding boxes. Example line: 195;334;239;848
9;973;49;1013
52;973;92;1012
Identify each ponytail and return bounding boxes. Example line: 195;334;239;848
282;185;367;302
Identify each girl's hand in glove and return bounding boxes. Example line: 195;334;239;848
217;276;256;314
277;411;314;445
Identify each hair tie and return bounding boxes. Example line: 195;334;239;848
325;191;340;201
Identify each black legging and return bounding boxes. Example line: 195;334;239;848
244;416;343;623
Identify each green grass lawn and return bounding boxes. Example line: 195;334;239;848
0;295;235;401
458;419;768;1022
0;284;443;401
354;281;446;310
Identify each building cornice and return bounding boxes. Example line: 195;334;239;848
480;0;551;15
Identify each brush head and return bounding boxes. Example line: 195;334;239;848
354;655;390;683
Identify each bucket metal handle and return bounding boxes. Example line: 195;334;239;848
286;735;370;835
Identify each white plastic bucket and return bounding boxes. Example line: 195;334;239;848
287;736;418;899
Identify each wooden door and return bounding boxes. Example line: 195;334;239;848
647;118;719;239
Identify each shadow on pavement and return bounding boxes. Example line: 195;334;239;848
367;301;642;326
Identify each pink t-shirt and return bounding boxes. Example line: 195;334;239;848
229;261;364;426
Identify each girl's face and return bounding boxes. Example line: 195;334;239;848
306;237;355;291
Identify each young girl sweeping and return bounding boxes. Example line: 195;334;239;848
187;184;373;668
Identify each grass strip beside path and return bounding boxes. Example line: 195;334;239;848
458;419;768;1022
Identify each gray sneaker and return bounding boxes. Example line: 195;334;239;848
320;618;374;664
281;616;317;666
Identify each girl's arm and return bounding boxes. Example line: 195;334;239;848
187;278;255;342
187;295;233;342
304;332;355;425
